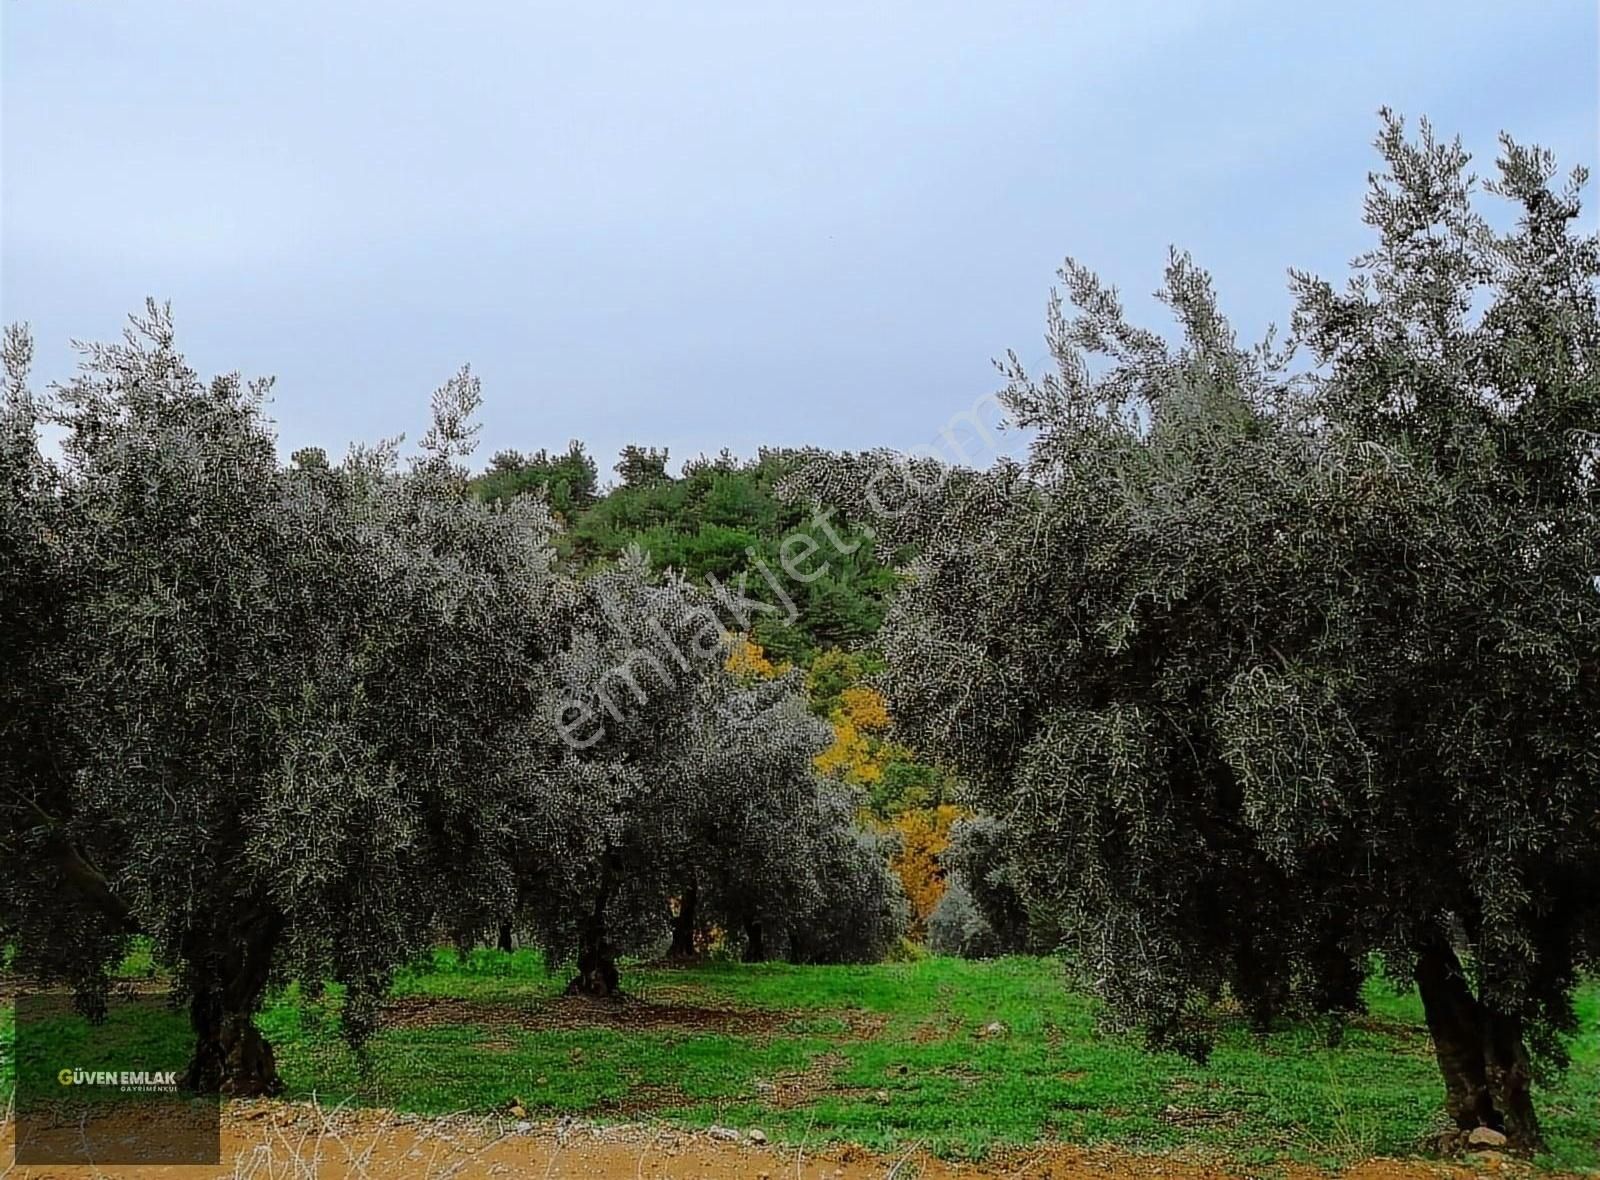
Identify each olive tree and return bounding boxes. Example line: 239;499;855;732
927;881;1001;959
0;306;564;1095
927;815;1033;958
792;116;1598;1149
773;809;908;965
0;325;129;1014
508;554;905;991
662;672;854;964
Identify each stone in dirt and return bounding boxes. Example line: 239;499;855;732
1467;1126;1509;1148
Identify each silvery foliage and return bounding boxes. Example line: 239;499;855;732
0;303;904;1072
510;553;760;965
927;881;1002;960
933;815;1033;957
0;304;565;1065
506;551;908;972
788;115;1600;1090
774;805;909;965
0;323;128;1012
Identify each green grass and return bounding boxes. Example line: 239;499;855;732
4;950;1597;1171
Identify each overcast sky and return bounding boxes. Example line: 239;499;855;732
4;1;1596;474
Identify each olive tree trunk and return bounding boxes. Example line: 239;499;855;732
742;920;766;963
180;907;284;1097
668;883;698;959
1416;942;1542;1152
566;871;621;997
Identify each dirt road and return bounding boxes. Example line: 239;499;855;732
2;1102;1530;1180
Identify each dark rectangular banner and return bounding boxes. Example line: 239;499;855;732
9;991;221;1167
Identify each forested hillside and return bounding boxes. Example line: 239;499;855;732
471;443;897;662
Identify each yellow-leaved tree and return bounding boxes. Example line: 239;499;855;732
812;682;896;786
724;634;788;682
807;652;964;937
889;804;966;937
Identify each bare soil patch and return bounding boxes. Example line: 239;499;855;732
912;1013;965;1043
1343;1014;1437;1057
755;1051;877;1109
1157;1104;1244;1130
380;991;889;1047
381;992;796;1037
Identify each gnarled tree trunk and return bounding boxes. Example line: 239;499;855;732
742;920;766;963
567;921;620;997
181;906;285;1097
668;883;698;959
497;921;514;953
1483;1010;1540;1149
566;870;621;997
1416;941;1543;1152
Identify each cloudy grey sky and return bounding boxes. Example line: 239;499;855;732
3;1;1596;474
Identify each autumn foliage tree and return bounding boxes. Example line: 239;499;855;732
809;651;948;817
887;804;964;938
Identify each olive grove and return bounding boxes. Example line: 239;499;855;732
4;108;1594;1156
0;305;900;1096
792;115;1599;1149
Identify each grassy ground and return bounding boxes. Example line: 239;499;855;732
3;950;1597;1172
